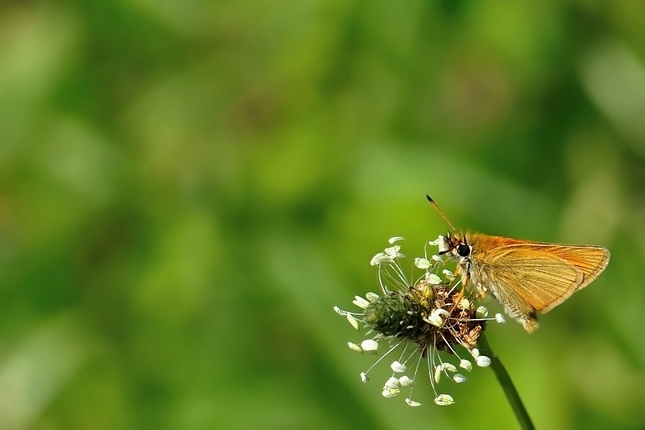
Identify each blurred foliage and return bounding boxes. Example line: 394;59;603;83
1;0;645;429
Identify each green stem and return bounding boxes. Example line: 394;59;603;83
478;333;535;430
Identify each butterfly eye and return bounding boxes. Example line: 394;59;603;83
457;243;470;257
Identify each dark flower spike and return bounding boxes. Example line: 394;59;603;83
334;236;506;406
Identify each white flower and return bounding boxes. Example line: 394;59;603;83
476;306;489;318
346;314;359;330
459;359;472;372
436;236;450;253
382;388;400;398
360;372;369;383
382;377;401;398
458;298;470;310
384;377;400;390
426;273;442;285
495;313;506;324
442;269;456;280
440;363;457;373
405;398;422;407
390;361;407;373
453;374;467;383
426;308;450;327
353;296;370;309
428;236;443;246
476;356;491;367
434;365;442;384
384;245;402;259
414;257;431;269
426;313;443;327
434;361;457;384
365;292;380;302
399;376;413;386
426;313;444;327
361;339;378;353
370;252;389;266
434;394;455;406
348;342;362;353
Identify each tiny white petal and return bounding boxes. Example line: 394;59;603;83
441;363;457;373
365;292;380;302
458;298;470;310
426;313;444;327
428;236;443;246
360;372;369;383
470;348;480;358
476;356;491;367
384;377;400;389
353;295;370;309
476;306;488;318
426;273;442;285
390;361;407;373
495;313;506;323
346;314;359;330
437;308;450;318
459;359;472;372
405;398;422;407
388;236;405;244
414;258;431;269
370;252;388;266
399;375;413;386
434;394;455;406
437;236;450;253
361;339;378;352
333;306;345;316
382;388;400;398
431;254;443;262
453;374;467;383
425;308;450;327
434;365;442;384
442;269;456;279
384;245;401;259
348;342;362;353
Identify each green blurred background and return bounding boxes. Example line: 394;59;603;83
1;1;644;429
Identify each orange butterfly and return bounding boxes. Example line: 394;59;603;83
428;196;610;332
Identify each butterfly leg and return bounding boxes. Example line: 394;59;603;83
449;270;469;310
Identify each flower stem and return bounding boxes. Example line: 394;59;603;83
478;333;535;430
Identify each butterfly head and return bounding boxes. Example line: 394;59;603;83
439;231;472;262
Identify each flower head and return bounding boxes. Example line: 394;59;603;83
335;236;504;406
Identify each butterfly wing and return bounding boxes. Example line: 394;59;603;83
477;246;582;313
542;245;610;291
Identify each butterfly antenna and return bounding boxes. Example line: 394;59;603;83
426;195;456;231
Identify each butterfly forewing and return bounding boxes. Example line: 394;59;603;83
542;245;610;290
470;235;610;314
479;248;582;313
